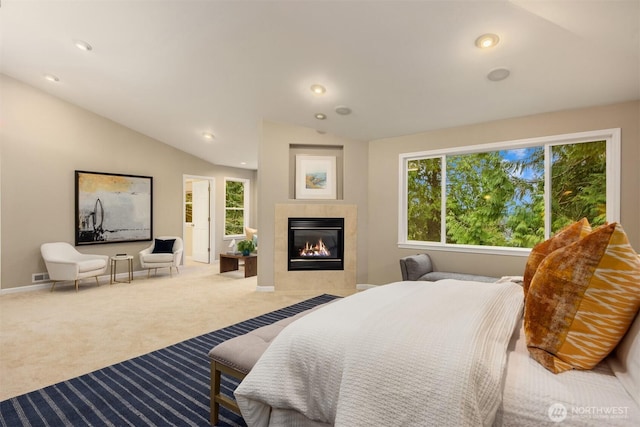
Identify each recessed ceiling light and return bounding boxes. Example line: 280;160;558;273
74;40;93;51
487;68;510;81
202;132;215;140
44;74;60;82
310;84;326;95
335;105;352;115
315;113;327;120
240;162;247;165
475;33;500;49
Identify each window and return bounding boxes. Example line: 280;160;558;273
399;129;620;254
224;178;250;237
185;191;192;223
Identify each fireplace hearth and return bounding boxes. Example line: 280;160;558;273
288;217;344;271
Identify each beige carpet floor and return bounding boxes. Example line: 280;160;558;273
0;260;355;401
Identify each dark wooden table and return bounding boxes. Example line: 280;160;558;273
219;253;257;278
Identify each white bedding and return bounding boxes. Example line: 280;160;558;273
495;318;640;426
235;280;524;427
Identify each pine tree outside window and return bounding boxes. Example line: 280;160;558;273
399;129;620;255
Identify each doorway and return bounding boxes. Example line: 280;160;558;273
183;175;215;264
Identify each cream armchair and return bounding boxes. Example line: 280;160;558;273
139;236;184;278
40;242;109;292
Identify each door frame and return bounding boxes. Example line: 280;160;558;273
183;174;216;264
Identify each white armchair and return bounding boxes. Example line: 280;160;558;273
40;242;109;292
139;236;184;278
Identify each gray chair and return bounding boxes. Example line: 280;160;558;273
139;236;184;277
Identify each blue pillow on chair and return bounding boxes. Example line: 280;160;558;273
152;239;175;254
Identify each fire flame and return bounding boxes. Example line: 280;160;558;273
299;239;331;257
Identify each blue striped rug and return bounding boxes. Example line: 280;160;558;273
0;294;338;427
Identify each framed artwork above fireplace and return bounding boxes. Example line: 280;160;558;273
295;155;337;200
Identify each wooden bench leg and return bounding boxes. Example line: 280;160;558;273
210;360;247;425
211;360;220;425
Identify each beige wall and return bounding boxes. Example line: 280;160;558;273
257;121;369;288
3;73;636;291
0;75;256;290
368;101;640;285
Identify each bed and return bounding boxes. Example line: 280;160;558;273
234;220;640;426
234;279;640;426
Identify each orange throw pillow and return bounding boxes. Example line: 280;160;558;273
525;223;640;373
522;218;591;297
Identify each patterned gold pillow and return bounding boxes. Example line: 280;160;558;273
522;218;591;297
525;223;640;373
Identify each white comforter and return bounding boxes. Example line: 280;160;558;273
235;280;524;427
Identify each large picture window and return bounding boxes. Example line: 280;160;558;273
399;129;620;254
224;178;250;237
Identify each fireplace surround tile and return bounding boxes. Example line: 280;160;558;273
275;204;357;291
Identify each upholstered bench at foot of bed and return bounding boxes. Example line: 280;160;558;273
207;302;332;426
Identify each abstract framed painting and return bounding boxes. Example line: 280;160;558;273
75;171;153;245
295;155;337;200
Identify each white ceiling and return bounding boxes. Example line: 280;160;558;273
2;1;638;170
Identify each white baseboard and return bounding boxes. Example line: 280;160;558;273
0;271;149;295
0;282;52;295
255;285;275;292
356;283;377;291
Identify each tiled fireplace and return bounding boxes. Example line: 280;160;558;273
275;204;357;291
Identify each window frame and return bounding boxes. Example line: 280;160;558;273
224;177;250;238
398;128;621;256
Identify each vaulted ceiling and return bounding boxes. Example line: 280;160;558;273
2;1;638;169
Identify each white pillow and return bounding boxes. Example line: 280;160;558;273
608;312;640;405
